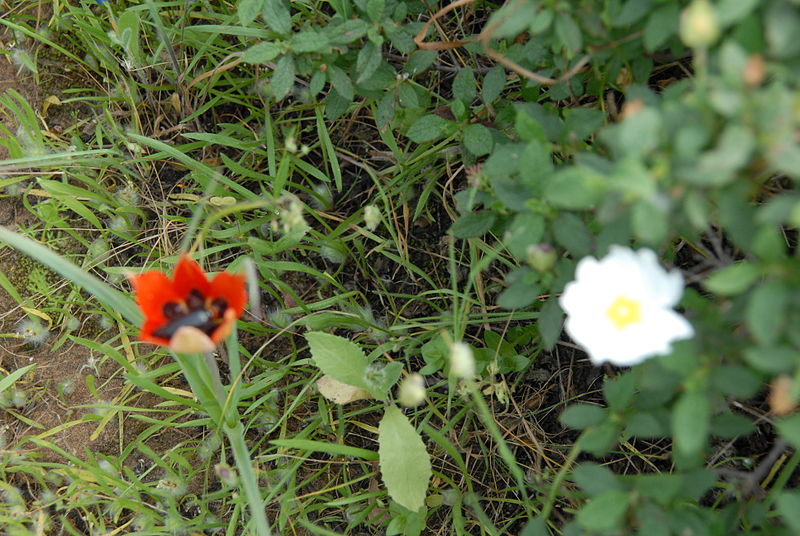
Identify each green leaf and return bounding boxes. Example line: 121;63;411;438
262;0;292;34
644;4;679;52
451;211;496;238
481;65;506;104
766;2;800;59
271;55;295;101
356;41;382;84
703;262;760;296
503;212;545;259
560;404;607;429
634;474;684;505
614;0;655;26
463;124;493;156
777;415;800;451
329;65;354;101
743;346;797;374
603;371;637;412
777;492;800;533
573;463;622;496
497;282;540;310
538;296;564;350
672;391;709;459
717;0;759;26
562;108;605;143
553;213;591;258
406;114;454;143
242;41;281;64
271;438;378;460
0;364;36;393
746;281;787;346
366;0;385;22
238;0;262;26
555;12;582;55
544;167;605;209
396;85;421;110
632;200;669;245
453;68;477;102
576;490;630;531
378;406;432;512
579;421;620;455
290;30;329;53
306;332;369;390
515;109;547;143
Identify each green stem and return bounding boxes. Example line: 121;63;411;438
224;421;272;536
468;381;535;517
540;441;581;520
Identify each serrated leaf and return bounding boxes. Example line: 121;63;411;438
538;296;564;350
482;65;506;104
329;65;354;101
306;331;369;390
463;123;493;156
498;282;540;309
366;0;385;22
290;30;329;53
407;114;453;143
746;281;787;346
356;41;382;84
644;5;679;51
451;211;496;238
271;55;295;101
560;404;607;429
262;0;292;34
242;41;281;64
576;490;630;531
544;167;605;209
703;262;760;296
555;12;582;55
238;0;262;26
672;391;709;459
573;463;622;496
453;68;477;101
379;406;431;512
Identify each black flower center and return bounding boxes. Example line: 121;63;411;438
153;289;229;340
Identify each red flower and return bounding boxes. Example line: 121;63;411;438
128;255;247;353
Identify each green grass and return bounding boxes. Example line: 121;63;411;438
0;2;552;534
3;0;778;535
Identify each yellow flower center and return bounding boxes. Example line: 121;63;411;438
606;296;642;330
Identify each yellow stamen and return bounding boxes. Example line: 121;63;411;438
606;296;642;330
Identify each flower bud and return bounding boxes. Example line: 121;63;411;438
527;243;557;272
398;373;426;407
680;0;720;49
743;55;765;88
363;205;381;231
450;341;475;379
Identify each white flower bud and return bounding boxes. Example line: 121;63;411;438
398;373;426;407
450;342;475;379
363;205;381;231
680;0;720;49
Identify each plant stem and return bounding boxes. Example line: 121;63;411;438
225;421;272;536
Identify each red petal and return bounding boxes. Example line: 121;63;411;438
172;255;211;298
129;271;182;323
210;313;237;344
209;271;247;317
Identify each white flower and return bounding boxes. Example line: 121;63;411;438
398;373;426;407
559;246;694;367
450;341;476;378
